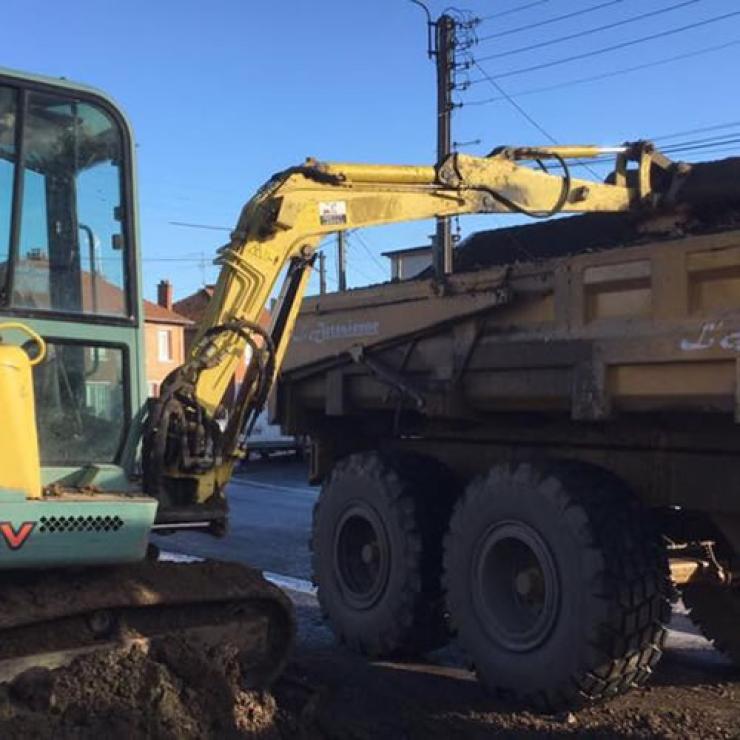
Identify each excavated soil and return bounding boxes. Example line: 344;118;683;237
450;156;740;274
0;639;293;740
287;647;740;739
0;612;738;739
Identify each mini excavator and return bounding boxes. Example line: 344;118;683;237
0;67;685;681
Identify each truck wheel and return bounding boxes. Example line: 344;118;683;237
311;451;456;656
443;462;671;711
683;583;740;666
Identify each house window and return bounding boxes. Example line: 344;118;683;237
158;329;173;362
85;381;114;419
88;346;108;362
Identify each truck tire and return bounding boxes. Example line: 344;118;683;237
683;583;740;667
311;451;456;656
443;462;671;712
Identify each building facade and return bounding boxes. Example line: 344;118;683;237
174;285;272;389
381;244;433;280
143;280;192;397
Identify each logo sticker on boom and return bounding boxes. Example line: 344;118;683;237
0;521;35;550
319;201;347;225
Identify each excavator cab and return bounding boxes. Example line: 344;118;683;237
0;69;157;566
0;70;293;684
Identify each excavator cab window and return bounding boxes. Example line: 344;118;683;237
0;86;129;317
32;341;126;464
0;79;137;467
0;87;16;280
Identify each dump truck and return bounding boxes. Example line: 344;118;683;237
1;64;729;709
275;158;740;710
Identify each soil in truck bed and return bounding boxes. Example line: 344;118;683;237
449;156;740;274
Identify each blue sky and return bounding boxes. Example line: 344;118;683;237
3;0;740;301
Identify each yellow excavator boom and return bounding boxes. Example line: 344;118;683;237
142;141;681;506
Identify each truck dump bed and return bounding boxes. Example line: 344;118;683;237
275;157;740;514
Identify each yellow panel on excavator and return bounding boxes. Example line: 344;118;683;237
0;344;41;500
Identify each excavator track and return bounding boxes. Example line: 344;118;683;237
0;560;294;686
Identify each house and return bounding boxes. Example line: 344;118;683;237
172;284;218;359
3;253;190;398
143;280;193;397
381;244;433;280
173;284;271;389
174;285;302;457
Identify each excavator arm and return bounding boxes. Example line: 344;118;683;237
142;141;680;520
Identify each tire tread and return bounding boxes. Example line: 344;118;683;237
311;451;456;657
443;461;671;711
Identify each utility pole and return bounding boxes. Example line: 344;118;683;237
434;14;456;279
318;251;327;295
337;231;347;291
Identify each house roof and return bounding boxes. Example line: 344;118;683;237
174;285;271;329
381;245;433;258
143;299;193;325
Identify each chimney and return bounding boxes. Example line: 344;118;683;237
157;280;173;310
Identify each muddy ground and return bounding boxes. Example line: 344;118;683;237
1;592;737;739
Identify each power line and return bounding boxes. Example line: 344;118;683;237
169;221;232;232
652;120;740;142
140;257;213;262
468;10;740;84
345;235;386;283
470;61;601;178
476;0;701;62
76;256;211;263
478;0;626;42
471;62;556;144
676;143;740;158
463;38;740;103
344;238;381;284
661;133;740;149
478;0;551;22
564;133;740;169
664;135;740;154
349;230;387;275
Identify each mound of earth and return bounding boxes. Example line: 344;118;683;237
0;638;315;740
1;601;738;739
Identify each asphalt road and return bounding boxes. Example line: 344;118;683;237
153;456;317;580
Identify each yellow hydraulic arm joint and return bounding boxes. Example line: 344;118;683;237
0;323;46;500
141;141;679;504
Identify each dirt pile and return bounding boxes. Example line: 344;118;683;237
450;156;740;274
1;599;738;739
0;638;313;740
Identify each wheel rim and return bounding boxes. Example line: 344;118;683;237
334;503;390;609
472;520;560;652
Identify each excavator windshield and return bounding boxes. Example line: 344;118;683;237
0;75;140;469
0;85;129;317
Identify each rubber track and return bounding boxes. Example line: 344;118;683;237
444;462;672;712
0;561;295;687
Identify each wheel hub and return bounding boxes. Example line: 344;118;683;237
334;504;390;609
473;520;560;652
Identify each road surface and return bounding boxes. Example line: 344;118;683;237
154;456;317;580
